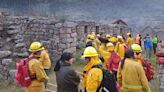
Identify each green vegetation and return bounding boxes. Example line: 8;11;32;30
57;12;68;23
0;79;23;92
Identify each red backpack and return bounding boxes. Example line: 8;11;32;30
107;52;121;72
157;57;164;64
16;57;34;87
140;58;155;81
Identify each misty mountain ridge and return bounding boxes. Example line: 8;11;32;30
0;0;164;30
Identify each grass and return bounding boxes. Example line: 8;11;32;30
1;48;160;92
0;79;23;92
149;54;160;92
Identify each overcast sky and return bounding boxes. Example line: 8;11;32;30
0;0;164;29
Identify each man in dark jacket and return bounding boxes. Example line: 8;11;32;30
55;52;80;92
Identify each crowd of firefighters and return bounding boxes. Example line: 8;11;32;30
23;31;159;92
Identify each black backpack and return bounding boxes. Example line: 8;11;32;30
92;65;117;92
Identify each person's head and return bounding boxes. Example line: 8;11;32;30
106;42;114;52
127;32;131;37
139;34;141;37
61;52;74;64
29;41;44;57
90;35;95;40
91;32;96;37
131;44;142;58
87;34;91;39
109;37;117;45
54;52;74;72
82;46;98;64
117;35;123;43
121;49;134;69
97;34;100;38
86;41;93;47
106;34;111;39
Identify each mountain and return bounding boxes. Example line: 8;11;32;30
0;0;164;29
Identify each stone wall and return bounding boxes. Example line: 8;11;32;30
0;13;130;80
76;21;130;42
0;14;77;80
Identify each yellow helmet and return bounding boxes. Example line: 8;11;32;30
87;34;91;39
91;32;95;34
109;37;117;43
127;32;131;36
29;42;45;53
106;34;111;38
82;47;98;58
106;42;114;47
131;44;142;52
97;34;100;37
117;35;123;39
106;43;114;51
90;35;95;40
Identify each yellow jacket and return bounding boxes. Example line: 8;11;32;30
26;58;49;92
39;50;51;69
99;44;111;69
115;42;125;59
126;37;133;47
117;58;151;92
82;56;103;92
135;53;143;65
94;38;101;49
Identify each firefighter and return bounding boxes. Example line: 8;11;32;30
115;35;125;59
26;42;49;92
99;42;115;69
126;32;133;47
81;47;103;92
131;44;143;65
117;49;151;92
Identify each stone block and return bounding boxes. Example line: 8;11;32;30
15;43;25;48
59;28;66;34
60;34;66;39
61;38;67;43
6;38;12;42
71;33;77;38
67;38;74;43
9;69;17;79
66;34;71;38
0;65;2;69
2;59;12;65
0;51;12;58
58;44;67;49
13;52;29;57
70;43;76;47
66;28;72;34
0;26;3;31
7;30;19;35
64;47;76;53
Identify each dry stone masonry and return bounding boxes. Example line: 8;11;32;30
0;13;77;80
0;12;131;80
